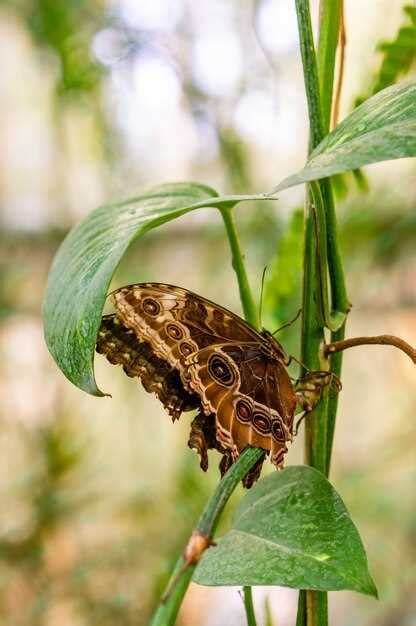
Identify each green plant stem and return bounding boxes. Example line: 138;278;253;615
296;0;350;476
309;182;346;332
294;0;330;450
297;590;329;626
316;0;349;474
295;1;348;625
243;586;258;626
295;1;324;151
150;448;264;626
317;1;342;131
324;182;349;474
295;6;327;626
316;0;349;475
293;1;347;335
296;590;307;626
301;188;328;475
220;206;259;328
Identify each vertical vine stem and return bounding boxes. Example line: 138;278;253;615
317;0;349;474
150;209;262;625
295;0;348;625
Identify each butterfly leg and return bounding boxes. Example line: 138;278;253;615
242;451;266;488
294;371;342;434
218;449;266;488
188;412;219;471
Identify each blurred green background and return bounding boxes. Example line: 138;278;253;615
0;1;415;624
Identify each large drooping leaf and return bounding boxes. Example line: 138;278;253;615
43;182;265;396
275;81;416;191
194;466;377;597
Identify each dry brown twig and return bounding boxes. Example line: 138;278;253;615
325;335;416;364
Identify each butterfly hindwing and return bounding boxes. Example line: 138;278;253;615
96;314;198;419
185;343;295;467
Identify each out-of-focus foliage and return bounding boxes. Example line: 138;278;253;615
218;127;253;192
0;420;85;566
331;168;369;202
6;0;105;97
356;4;416;106
340;200;416;266
374;5;416;92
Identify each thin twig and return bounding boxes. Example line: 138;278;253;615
325;335;416;364
331;0;346;129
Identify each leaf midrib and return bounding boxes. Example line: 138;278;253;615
229;528;334;565
208;528;369;591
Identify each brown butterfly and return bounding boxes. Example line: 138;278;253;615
96;283;337;486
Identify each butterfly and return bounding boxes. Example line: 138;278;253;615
96;283;337;486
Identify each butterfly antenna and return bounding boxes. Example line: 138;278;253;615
294;410;307;436
271;308;302;336
259;266;268;328
287;353;311;373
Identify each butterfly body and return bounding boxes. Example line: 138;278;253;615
97;283;322;483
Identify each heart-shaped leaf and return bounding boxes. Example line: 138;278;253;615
43;182;266;396
194;465;377;597
275;81;416;190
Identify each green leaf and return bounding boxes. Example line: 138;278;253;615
43;182;266;396
275;81;416;191
194;466;377;597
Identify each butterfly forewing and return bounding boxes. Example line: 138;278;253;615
111;283;260;360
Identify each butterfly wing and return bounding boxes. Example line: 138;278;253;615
96;314;199;419
110;283;296;468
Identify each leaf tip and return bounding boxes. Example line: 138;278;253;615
98;391;112;399
89;386;112;399
365;576;379;600
272;175;300;193
80;374;111;398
